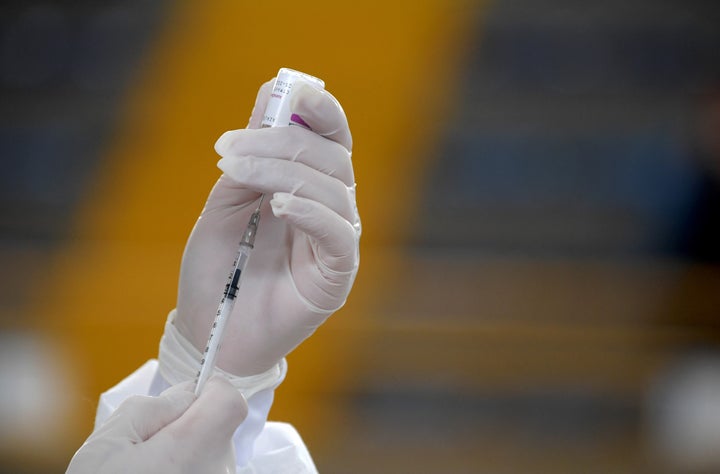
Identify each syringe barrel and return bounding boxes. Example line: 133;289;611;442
194;245;251;396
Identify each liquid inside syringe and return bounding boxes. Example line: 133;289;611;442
194;195;263;396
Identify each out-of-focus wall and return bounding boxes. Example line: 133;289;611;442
2;1;720;473
0;1;479;472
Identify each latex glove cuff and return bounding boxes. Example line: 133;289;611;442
158;310;287;399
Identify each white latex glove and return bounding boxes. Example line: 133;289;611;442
67;377;247;474
174;80;359;377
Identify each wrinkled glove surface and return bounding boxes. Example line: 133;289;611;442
174;80;359;376
67;377;246;474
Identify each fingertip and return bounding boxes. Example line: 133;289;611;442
290;85;352;151
216;155;254;184
203;376;248;424
270;192;293;217
161;390;197;413
166;376;247;446
159;380;196;396
214;130;234;156
157;381;197;413
112;390;196;442
216;156;229;173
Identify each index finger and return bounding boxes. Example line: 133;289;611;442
168;376;248;443
290;83;353;152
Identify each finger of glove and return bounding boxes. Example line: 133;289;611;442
246;79;273;129
202;174;262;214
98;382;196;443
290;83;352;152
215;126;354;186
217;155;355;223
271;192;358;273
206;79;272;213
165;376;248;448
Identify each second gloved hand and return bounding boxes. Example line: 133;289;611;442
67;377;247;474
173;80;359;377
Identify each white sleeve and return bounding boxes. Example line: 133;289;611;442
94;360;318;473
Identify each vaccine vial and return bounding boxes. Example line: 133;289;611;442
261;67;325;128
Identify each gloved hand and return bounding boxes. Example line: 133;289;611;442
173;79;359;377
67;377;247;474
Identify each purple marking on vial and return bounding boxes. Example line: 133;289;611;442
290;113;312;130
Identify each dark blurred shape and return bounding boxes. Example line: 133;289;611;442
417;0;720;258
0;1;168;243
0;1;169;341
676;90;720;263
1;5;71;88
357;388;638;444
0;2;169;471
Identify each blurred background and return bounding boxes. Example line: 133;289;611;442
1;0;720;472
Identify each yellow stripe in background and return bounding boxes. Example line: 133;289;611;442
35;0;482;465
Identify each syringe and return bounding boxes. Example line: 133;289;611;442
193;195;263;396
193;68;325;395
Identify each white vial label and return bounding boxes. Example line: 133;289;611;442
261;68;324;128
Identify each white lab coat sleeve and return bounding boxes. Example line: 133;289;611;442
94;360;318;473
